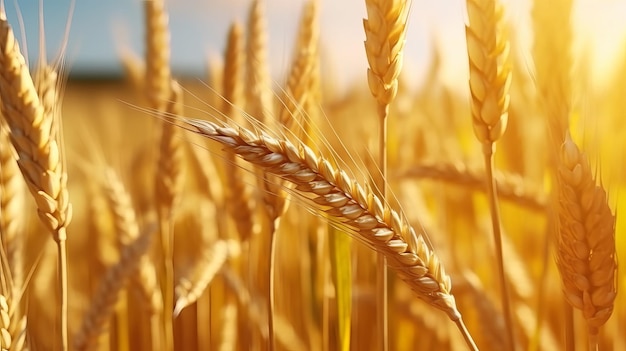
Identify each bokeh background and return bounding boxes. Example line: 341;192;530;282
3;0;626;90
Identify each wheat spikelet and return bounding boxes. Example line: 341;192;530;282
0;130;25;290
556;134;617;335
1;290;25;351
102;168;162;314
173;240;234;316
73;226;154;351
245;0;274;124
0;295;10;351
182;118;464;320
465;0;511;145
144;0;171;110
363;0;409;116
398;161;547;211
33;65;59;136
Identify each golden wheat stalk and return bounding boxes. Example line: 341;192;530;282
465;0;515;349
363;2;410;346
556;134;617;346
179;117;478;350
0;13;72;351
73;226;154;351
363;0;410;190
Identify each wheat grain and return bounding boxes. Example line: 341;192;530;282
556;134;617;336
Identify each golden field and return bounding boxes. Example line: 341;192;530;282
0;0;625;350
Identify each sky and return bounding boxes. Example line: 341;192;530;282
3;0;626;90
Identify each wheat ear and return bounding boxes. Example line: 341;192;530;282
73;226;154;351
556;134;617;346
363;0;409;117
465;0;516;349
181;118;478;350
0;13;72;351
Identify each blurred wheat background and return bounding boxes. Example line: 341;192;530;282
0;0;625;350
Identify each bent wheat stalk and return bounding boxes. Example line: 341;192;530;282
180;118;478;351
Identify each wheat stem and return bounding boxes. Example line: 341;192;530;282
455;318;479;351
483;145;516;351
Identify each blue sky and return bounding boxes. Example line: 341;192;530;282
4;0;626;89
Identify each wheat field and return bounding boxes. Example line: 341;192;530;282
0;0;624;350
